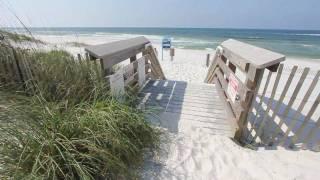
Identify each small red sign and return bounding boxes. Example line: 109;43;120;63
227;74;239;103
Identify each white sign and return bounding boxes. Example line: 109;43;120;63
109;69;125;97
227;73;239;103
137;57;146;87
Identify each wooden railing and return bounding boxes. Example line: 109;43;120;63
246;65;320;151
205;39;285;142
85;36;165;96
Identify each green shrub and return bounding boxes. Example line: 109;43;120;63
0;92;159;179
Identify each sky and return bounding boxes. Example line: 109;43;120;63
0;0;319;30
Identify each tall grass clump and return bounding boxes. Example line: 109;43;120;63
0;29;43;43
0;34;159;179
0;92;159;179
1;46;108;104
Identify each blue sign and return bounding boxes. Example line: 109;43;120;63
162;37;171;49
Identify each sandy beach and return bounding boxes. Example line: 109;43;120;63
33;34;320;180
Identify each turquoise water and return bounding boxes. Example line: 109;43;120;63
11;27;320;58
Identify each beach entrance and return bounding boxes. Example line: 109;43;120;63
84;37;320;152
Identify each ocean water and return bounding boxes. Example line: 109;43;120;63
11;27;320;58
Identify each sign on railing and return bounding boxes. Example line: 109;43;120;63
227;74;239;103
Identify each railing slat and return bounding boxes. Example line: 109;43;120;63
145;45;165;79
251;64;284;143
262;66;297;144
290;91;320;146
268;67;309;145
205;51;220;83
279;71;320;146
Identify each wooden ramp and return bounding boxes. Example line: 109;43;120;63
139;80;235;137
85;37;320;151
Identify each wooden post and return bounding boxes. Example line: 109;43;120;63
235;65;265;143
85;53;90;65
154;48;158;56
170;48;175;61
100;59;113;76
142;49;150;75
130;55;138;75
206;54;210;67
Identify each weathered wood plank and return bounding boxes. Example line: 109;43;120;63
143;95;224;107
140;90;220;99
143;80;216;92
85;36;149;64
221;39;285;71
145;101;225;111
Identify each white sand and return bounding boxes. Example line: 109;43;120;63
34;34;320;180
142;132;320;180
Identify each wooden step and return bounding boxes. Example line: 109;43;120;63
140;80;233;137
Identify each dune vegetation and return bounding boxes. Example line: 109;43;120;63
0;31;159;179
0;29;43;44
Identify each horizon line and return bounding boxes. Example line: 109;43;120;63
1;26;320;31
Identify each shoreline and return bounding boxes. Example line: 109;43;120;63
28;34;320;83
32;33;320;60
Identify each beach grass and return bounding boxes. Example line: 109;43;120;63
0;29;43;44
0;34;159;179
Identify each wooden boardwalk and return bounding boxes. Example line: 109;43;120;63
139;80;235;137
84;37;320;151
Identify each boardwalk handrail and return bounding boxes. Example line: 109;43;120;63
205;39;286;141
85;37;165;95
